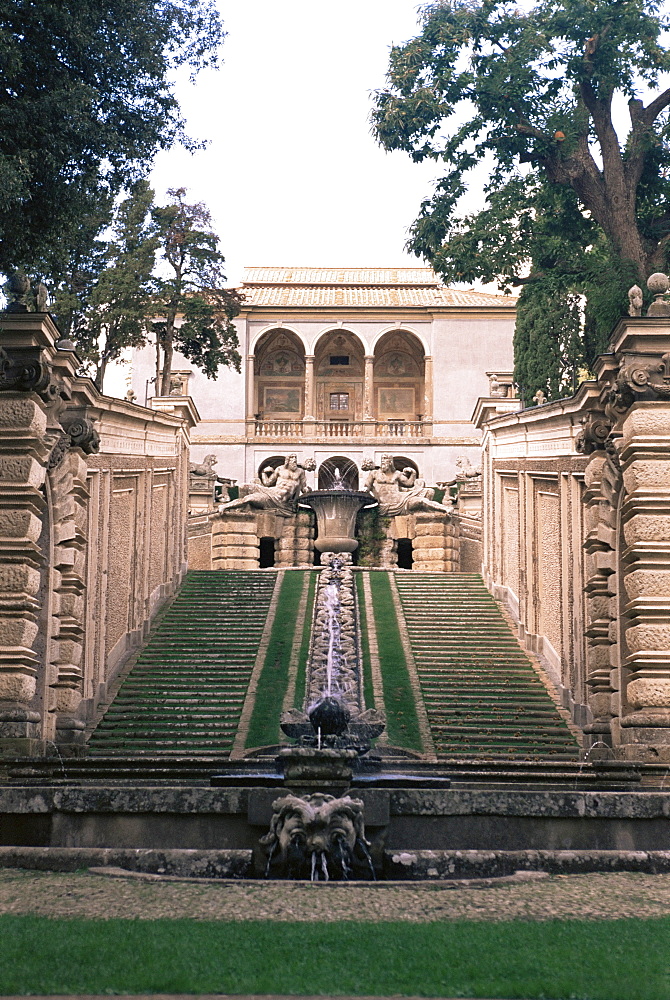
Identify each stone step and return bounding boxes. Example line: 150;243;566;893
87;569;276;756
395;572;580;762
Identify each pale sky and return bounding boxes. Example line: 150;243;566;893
149;1;447;288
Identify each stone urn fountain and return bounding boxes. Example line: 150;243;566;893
298;467;377;553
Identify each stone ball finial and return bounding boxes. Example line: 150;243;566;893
4;271;30;312
646;272;670;316
647;272;669;295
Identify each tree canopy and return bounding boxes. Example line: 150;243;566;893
372;0;670;401
152;188;241;396
0;0;224;276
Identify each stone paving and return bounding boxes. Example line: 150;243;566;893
1;868;669;923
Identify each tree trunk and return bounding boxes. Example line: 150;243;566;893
95;357;107;393
159;306;177;396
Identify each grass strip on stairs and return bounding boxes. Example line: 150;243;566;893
244;570;310;749
292;570;316;712
355;572;376;709
367;570;423;751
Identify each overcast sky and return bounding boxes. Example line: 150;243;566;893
149;1;448;288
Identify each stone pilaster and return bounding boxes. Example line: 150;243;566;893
411;512;459;572
275;512;314;567
584;305;670;760
304;356;315;422
618;402;670;760
47;448;89;748
212;511;260;569
0;394;49;753
581;450;618;746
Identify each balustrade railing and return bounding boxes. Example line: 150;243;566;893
377;421;424;438
253;419;426;439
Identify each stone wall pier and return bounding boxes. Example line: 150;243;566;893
0;313;196;756
478;298;670;762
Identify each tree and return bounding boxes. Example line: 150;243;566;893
0;0;225;277
152;188;242;396
372;0;670;397
85;180;159;389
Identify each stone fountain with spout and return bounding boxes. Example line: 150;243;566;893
254;467;387;879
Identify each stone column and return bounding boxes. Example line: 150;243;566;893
304;355;315;422
246;354;256;434
619;401;670;760
423;355;434;426
363;356;374;421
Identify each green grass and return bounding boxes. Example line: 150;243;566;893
292;569;316;711
356;571;376;708
244;570;309;748
0;915;668;998
368;570;424;751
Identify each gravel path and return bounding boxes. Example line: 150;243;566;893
1;869;669;922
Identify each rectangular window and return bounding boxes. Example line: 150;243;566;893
330;355;350;366
329;392;349;410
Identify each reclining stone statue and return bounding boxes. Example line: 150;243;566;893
220;453;315;516
363;454;451;516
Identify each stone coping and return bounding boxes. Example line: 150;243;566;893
2;785;670;819
2;846;670;879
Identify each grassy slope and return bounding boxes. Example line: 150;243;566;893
291;570;316;712
355;572;376;709
367;570;423;751
0;915;668;999
243;570;308;749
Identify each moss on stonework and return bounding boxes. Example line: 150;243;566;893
355;508;391;566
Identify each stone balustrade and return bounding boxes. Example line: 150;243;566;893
253;419;428;440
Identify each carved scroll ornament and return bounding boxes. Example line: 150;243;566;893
575;410;612;455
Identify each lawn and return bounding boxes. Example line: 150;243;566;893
1;914;668;999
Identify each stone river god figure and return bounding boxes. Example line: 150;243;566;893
220;454;315;516
364;454;451;516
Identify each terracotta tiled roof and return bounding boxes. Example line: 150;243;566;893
239;267;517;309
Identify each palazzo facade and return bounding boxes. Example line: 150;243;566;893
131;267;517;489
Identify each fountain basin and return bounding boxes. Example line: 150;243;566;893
298;489;377;553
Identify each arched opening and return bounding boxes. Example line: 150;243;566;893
314;330;365;424
397;538;413;570
392;456;419;476
254;329;305;421
259;537;276;568
317;456;359;490
373;330;425;425
257;455;287;480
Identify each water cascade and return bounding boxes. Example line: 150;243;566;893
261;477;385;879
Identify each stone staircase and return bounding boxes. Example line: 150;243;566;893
87;571;277;756
394;573;580;760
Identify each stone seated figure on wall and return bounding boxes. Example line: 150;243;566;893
363;454;451;516
220;454;316;516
